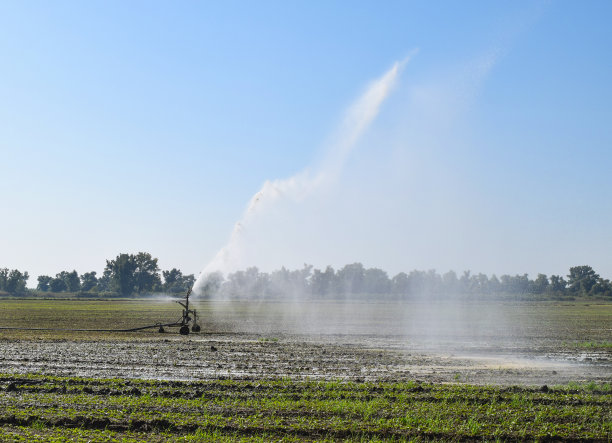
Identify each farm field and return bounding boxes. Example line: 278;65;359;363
0;299;610;441
0;373;610;442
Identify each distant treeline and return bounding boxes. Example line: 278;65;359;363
1;254;611;299
0;252;194;297
206;263;612;300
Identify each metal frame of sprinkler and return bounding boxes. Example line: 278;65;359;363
157;287;201;335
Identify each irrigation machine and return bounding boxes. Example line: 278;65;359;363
157;287;201;335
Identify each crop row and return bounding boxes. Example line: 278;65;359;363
0;373;610;441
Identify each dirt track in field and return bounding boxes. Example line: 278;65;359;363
0;300;610;386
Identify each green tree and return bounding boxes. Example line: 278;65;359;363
0;268;9;291
488;274;501;293
49;277;67;292
6;270;29;294
336;263;365;295
133;252;161;293
163;268;182;291
64;270;81;292
500;274;530;294
80;272;98;292
459;270;473;293
37;275;53;292
310;266;335;297
105;254;137;296
408;270;429;295
441;270;459;294
96;269;112;292
471;273;490;294
549;275;567;293
390;272;409;296
567;266;599;295
590;277;612;297
268;264;312;298
163;268;194;293
363;267;390;294
531;273;549;294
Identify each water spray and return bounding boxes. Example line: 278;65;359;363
193;54;416;293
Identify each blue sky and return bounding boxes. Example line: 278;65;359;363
1;1;611;284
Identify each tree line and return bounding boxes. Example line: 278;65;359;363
1;254;611;299
206;263;612;299
0;252;194;296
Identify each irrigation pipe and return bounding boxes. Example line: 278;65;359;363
0;321;183;333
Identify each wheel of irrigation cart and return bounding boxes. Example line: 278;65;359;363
179;325;190;335
192;324;201;333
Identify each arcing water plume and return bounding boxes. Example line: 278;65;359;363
193;55;415;295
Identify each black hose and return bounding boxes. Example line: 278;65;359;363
0;321;182;333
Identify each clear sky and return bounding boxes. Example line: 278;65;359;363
1;1;611;285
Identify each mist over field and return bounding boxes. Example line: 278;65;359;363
195;57;411;285
193;53;490;291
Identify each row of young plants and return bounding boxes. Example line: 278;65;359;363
1;373;610;441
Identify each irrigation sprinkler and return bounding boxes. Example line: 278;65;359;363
176;287;201;334
157;287;201;335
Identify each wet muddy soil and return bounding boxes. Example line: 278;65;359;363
0;332;609;386
0;300;609;386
